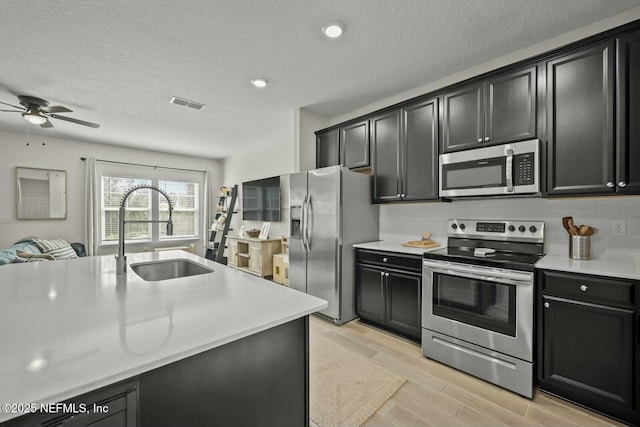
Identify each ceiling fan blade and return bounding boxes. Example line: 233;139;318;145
48;113;100;129
41;105;72;113
0;109;23;112
40;119;54;128
0;100;25;110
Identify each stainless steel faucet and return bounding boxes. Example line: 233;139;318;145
116;184;174;274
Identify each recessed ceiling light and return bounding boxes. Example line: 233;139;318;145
322;23;343;38
251;78;268;88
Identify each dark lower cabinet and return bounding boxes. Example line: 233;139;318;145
537;270;639;425
356;264;387;324
356;250;422;340
385;270;422;338
7;318;309;427
6;382;138;427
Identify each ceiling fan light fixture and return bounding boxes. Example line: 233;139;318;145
22;109;47;125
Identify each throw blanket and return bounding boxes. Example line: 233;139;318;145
0;238;78;265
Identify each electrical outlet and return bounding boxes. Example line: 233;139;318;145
612;220;626;236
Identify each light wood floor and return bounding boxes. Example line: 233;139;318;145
310;315;625;427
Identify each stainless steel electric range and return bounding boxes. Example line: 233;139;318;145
422;219;545;398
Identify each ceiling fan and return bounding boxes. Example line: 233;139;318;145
0;95;100;129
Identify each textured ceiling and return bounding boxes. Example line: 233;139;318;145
1;0;639;159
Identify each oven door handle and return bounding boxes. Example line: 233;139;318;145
423;261;532;285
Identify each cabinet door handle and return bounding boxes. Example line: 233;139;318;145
580;285;588;292
380;271;384;276
606;182;615;188
382;257;388;263
385;272;389;277
544;302;549;308
484;136;490;142
618;181;627;188
400;194;405;198
477;138;482;143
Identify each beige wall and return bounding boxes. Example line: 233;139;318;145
222;124;295;239
0;129;222;252
295;108;329;172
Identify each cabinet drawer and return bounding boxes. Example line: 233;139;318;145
539;270;635;308
356;250;422;272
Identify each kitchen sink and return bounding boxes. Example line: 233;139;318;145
130;259;214;282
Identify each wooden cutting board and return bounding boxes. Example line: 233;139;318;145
402;240;440;249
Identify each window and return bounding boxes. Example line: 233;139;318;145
99;173;200;245
103;176;152;241
159;180;198;238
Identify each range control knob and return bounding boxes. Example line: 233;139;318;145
451;223;458;230
508;225;516;232
529;225;537;233
459;223;466;230
518;225;526;232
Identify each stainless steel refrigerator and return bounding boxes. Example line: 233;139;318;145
289;165;379;325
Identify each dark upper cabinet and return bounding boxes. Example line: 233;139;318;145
485;66;537;145
371;109;401;201
441;82;484;152
546;41;616;196
617;30;640;194
315;120;370;169
371;97;439;202
403;99;439;201
537;270;638;425
341;119;370;169
441;66;537;153
316;129;339;169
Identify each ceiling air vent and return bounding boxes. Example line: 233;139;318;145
170;96;205;110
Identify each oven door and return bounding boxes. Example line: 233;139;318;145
422;259;533;361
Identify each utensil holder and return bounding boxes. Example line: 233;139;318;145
569;235;591;260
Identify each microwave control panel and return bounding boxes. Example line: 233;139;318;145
513;153;534;185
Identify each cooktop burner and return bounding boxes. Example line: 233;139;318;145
423;219;545;272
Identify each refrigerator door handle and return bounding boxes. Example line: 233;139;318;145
306;195;313;250
301;195;308;252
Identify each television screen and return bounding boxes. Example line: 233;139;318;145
242;176;281;222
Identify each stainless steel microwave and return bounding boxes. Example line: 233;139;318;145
439;139;540;198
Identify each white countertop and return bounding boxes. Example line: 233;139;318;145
353;240;443;256
0;251;326;422
354;241;640;281
536;254;640;280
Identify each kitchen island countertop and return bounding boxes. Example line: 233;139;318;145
0;250;326;423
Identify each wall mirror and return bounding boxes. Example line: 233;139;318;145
16;167;67;220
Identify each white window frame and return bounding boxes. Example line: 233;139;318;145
96;163;204;248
